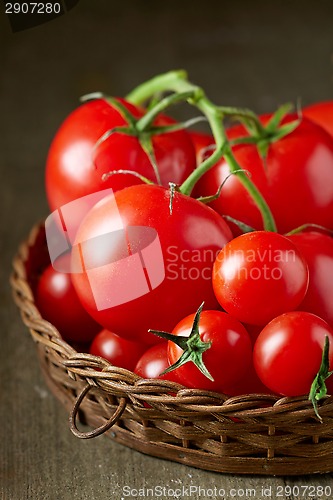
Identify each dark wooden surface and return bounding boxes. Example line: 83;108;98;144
2;1;333;498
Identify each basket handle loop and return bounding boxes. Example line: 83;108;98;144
69;384;127;439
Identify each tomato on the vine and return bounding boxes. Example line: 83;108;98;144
46;98;196;212
89;329;147;371
156;307;252;393
194;115;333;234
36;264;100;343
304;101;333;138
212;231;309;326
71;184;233;345
253;311;333;396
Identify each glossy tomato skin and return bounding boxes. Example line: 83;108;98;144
89;329;146;371
195;115;333;234
253;311;333;396
213;231;309;326
167;310;252;393
189;131;214;166
304;101;333;137
46;98;196;212
288;231;333;327
36;264;100;343
134;343;179;382
71;185;233;345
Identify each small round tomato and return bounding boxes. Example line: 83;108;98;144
89;329;146;371
36;264;100;343
195;115;333;234
71;184;233;345
288;231;333;327
304;101;333;137
46;98;196;213
134;343;179;382
213;231;309;326
164;309;252;393
253;311;333;396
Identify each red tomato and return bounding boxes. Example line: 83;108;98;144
213;231;309;326
89;329;146;371
304;101;333;137
224;361;274;396
194;115;333;234
253;311;333;396
46;98;196;212
189;131;214;166
134;343;179;381
165;309;252;393
288;231;333;327
36;264;100;343
71;184;233;345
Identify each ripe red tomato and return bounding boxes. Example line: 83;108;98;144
89;329;147;371
46;98;196;212
194;115;333;234
36;264;100;343
134;343;179;382
304;101;333;138
188;131;214;166
253;311;333;396
288;231;333;327
213;231;309;326
71;184;233;345
165;309;252;393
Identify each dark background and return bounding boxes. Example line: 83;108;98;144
1;1;333;498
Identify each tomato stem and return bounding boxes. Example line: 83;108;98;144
127;70;277;232
308;336;333;423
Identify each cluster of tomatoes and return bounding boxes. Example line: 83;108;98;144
34;74;333;412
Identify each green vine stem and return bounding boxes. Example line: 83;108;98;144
126;70;277;232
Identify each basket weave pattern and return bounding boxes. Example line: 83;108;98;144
10;223;333;475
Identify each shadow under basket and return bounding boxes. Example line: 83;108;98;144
10;223;333;476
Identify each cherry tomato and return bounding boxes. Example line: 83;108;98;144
71;184;233;345
213;231;309;326
189;131;214;166
288;231;333;327
304;101;333;137
165;309;252;393
36;264;100;343
195;115;333;234
253;311;333;396
224;361;274;396
134;343;179;382
89;329;146;371
46;98;196;213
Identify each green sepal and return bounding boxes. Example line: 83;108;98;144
138;133;162;185
309;336;333;423
80;92;108;102
106;97;137;127
102;169;154;185
149;302;214;381
222;215;257;234
264;103;294;133
149;116;207;136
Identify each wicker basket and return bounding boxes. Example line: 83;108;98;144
10;222;333;476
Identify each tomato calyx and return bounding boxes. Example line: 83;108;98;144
285;223;333;237
309;336;333;422
149;302;214;381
